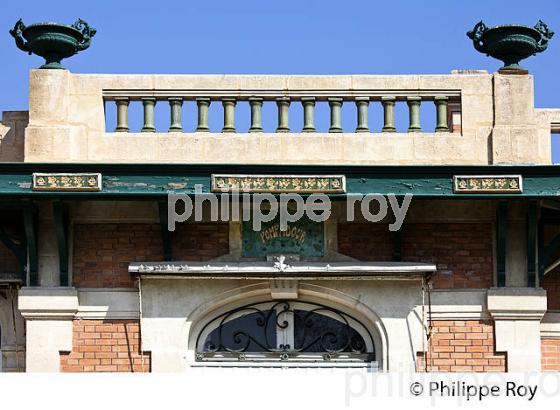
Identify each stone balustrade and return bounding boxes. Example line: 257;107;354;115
104;92;462;134
22;70;554;164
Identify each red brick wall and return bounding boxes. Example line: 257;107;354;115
402;223;493;289
73;224;162;288
541;339;560;371
72;223;229;288
60;319;150;372
337;223;494;289
172;223;230;260
417;320;506;372
337;223;393;261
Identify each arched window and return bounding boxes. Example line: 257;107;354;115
195;300;375;365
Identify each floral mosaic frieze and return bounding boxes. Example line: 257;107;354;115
211;174;346;193
32;173;102;191
453;175;522;193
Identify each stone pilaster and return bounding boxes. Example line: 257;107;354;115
487;288;547;372
18;287;78;372
491;73;549;164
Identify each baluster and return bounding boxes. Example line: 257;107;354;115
355;97;369;133
114;97;129;132
276;97;290;133
301;97;316;133
381;97;396;132
249;97;263;132
141;97;156;132
328;98;343;133
168;98;183;132
434;96;449;132
195;98;210;132
222;98;236;133
407;96;421;132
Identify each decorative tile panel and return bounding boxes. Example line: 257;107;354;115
242;217;324;257
453;175;522;194
32;173;102;191
211;174;346;193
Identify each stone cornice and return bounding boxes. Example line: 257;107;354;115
129;260;436;280
541;312;560;339
487;288;547;321
18;287;78;320
75;288;139;320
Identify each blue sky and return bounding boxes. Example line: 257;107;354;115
1;0;559;161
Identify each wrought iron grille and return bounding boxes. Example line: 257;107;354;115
196;300;375;363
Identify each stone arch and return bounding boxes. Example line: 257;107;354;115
187;281;389;370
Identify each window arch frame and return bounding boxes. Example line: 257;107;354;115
193;298;378;368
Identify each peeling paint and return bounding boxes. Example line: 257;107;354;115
104;181;156;189
166;182;187;190
399;182;417;190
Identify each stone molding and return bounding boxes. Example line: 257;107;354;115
18;287;142;320
269;279;299;299
18;287;78;320
129;260;437;280
487;287;547;320
75;288;140;320
421;289;488;320
541;312;560;340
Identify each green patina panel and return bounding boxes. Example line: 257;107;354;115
242;216;324;257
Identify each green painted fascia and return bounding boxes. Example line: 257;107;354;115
0;163;558;198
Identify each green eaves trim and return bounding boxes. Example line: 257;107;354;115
0;163;558;198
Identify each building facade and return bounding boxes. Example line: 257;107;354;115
1;67;560;373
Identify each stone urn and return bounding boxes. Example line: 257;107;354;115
467;20;553;73
9;19;96;69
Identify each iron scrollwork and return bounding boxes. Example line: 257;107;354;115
196;300;375;363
